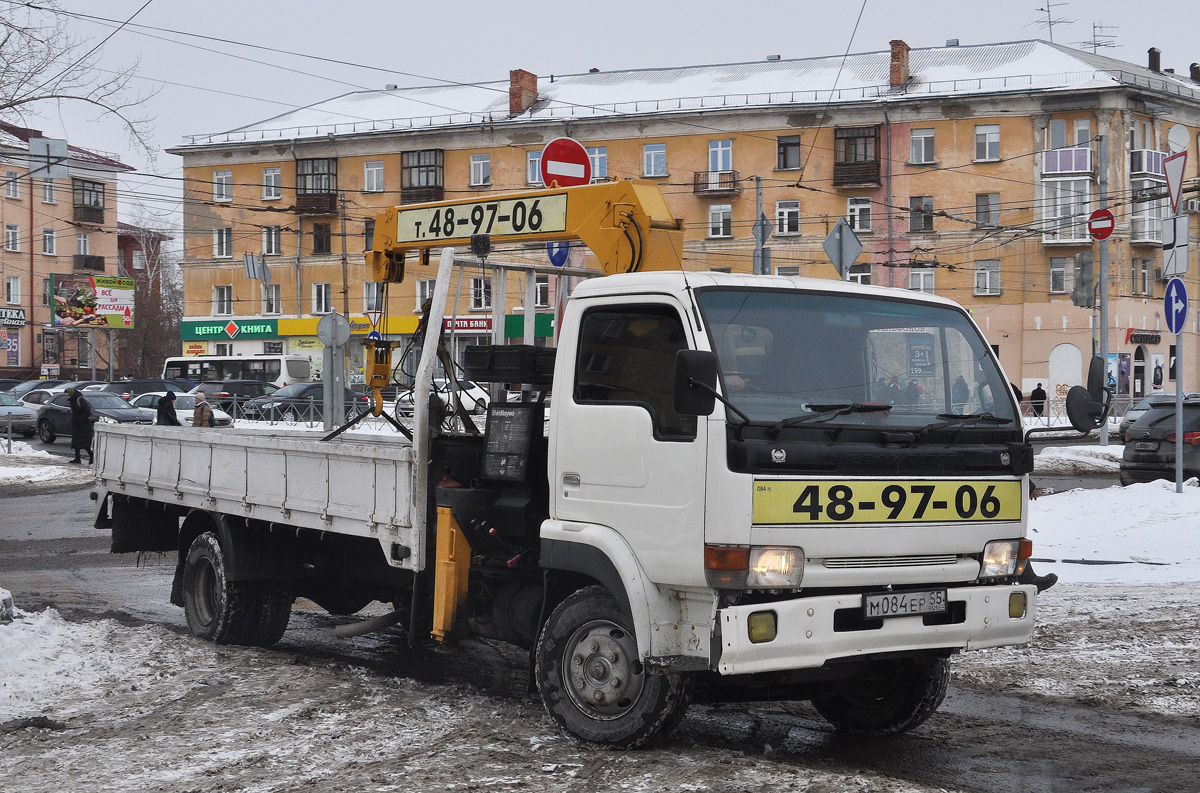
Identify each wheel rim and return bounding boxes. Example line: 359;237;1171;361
38;422;51;442
192;556;219;628
562;619;645;720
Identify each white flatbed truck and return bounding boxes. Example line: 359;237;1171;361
93;181;1039;747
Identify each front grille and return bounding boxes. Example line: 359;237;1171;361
824;554;958;569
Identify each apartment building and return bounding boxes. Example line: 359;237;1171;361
169;39;1200;402
0;122;133;380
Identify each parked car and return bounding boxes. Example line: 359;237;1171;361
0;379;23;392
92;379;189;401
393;378;490;418
8;379;65;398
37;391;150;443
242;383;369;422
18;387;66;410
0;392;38;437
127;392;233;427
188;380;278;415
1119;393;1200;439
1120;398;1200;486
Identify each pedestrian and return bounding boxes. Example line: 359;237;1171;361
156;391;182;426
952;375;970;411
65;387;94;465
1030;382;1047;418
192;392;216;428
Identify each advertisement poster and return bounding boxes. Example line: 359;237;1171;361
1117;353;1130;396
0;329;18;366
1106;353;1118;392
50;274;136;329
1152;353;1165;392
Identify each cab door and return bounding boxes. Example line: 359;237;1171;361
551;299;708;587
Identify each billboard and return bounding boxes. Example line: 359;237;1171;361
50;274;135;329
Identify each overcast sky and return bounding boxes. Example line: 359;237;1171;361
14;0;1200;228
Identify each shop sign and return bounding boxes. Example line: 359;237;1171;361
1126;328;1162;346
183;342;209;356
181;319;279;341
444;316;492;331
290;337;324;351
0;307;27;327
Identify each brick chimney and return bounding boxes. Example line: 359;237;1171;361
1148;47;1161;73
890;40;911;88
1190;63;1200;83
509;69;538;116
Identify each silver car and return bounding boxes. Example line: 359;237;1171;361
0;392;37;437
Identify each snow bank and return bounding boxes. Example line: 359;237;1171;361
1034;443;1123;475
0;440;57;460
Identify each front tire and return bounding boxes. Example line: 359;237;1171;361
535;586;691;748
182;532;261;644
37;419;55;443
813;657;950;734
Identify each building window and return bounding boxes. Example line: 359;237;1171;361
975;193;1000;227
262;225;282;256
471;277;492;310
708;139;733;172
213;169;232;202
1074;118;1092;146
42;277;50;306
42;180;55;204
363;281;384;312
5;275;19;304
42;228;55;255
775;265;801;277
643;143;667;177
909;196;934;232
363;219;374;250
470;154;491;187
527;151;543;185
975;124;1000;161
214;342;232;356
708;204;732;238
313;282;332;314
910;268;935;294
974;259;1001;295
312;223;331;255
416;278;435;310
1050;118;1092;149
777;135;801;170
534;274;550;308
5;172;19;199
214;285;233;315
297;158;336;193
1132;259;1152;296
401;149;443;188
1050;257;1067;293
910;128;935;164
848;263;871;285
1130;178;1165;242
776;200;800;235
263;283;281;315
363;160;384;193
4;224;18;251
263;341;283;355
73;179;105;208
1042;179;1091;242
262;167;282;199
76;232;90;255
586;147;608;182
213;227;233;258
847;197;872;232
836;127;876;162
132;251;146;270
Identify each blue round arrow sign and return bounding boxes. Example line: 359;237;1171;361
546;241;569;267
1165;278;1189;335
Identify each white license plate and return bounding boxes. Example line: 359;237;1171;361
862;589;948;619
1134;441;1158;451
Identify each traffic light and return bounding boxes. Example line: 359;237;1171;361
1071;251;1095;309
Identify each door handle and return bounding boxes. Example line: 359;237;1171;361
562;473;581;487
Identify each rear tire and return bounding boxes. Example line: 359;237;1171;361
246;583;293;647
182;532;260;645
813;657;950;734
535;586;691;748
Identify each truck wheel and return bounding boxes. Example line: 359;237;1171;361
813;657;950;734
535;586;691;748
246;584;293;647
37;419;55;443
182;532;259;645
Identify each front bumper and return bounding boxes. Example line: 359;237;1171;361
717;584;1037;675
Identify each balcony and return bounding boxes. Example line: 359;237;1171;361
1042;147;1092;176
401;186;444;205
832;160;881;186
1131;149;1166;177
73;255;105;272
693;170;741;196
1131;216;1163;244
295;192;337;215
73;205;104;224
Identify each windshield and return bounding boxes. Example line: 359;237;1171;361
696;288;1017;429
85;393;138;409
271;384;309;398
0;393;17;406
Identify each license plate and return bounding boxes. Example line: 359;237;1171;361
753;479;1022;525
1135;441;1158;451
863;589;948;619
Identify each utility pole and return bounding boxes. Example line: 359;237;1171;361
752;177;771;275
1098;133;1110;447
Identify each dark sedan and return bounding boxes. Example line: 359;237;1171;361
242;383;369;422
37;391;150;443
1120;398;1200;486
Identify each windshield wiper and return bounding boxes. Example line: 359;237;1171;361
769;403;892;436
921;412;1012;435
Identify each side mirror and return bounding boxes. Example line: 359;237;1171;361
1066;355;1111;433
674;349;718;416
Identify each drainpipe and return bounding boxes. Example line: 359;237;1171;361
290;139;302;319
883;106;894;286
28;169;35;375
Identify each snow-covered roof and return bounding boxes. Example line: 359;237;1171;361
179;40;1200;148
0;121;132;171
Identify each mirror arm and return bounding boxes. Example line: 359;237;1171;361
689;377;752;426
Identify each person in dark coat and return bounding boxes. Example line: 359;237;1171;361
1030;383;1047;417
156;391;182;426
65;387;94;464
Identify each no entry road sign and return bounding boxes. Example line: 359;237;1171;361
1088;208;1115;241
540;137;591;188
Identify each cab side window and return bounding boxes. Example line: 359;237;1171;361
574;304;696;440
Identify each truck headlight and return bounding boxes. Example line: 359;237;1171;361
979;539;1026;578
748;547;803;588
